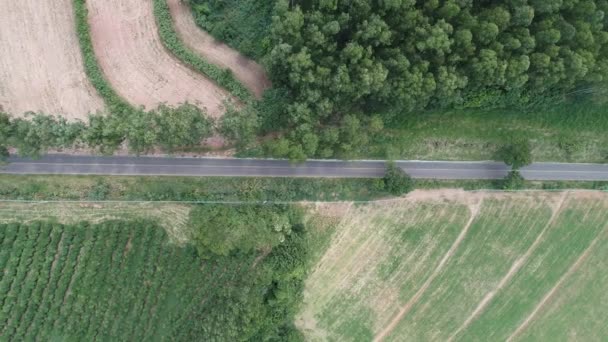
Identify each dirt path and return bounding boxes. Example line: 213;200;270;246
372;196;484;342
447;192;569;341
0;0;104;120
87;0;231;117
505;221;608;342
167;0;271;98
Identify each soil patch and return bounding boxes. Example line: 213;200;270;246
0;0;104;120
87;0;231;117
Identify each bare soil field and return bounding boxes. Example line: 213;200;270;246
167;0;271;98
299;190;608;341
87;0;231;117
0;0;104;120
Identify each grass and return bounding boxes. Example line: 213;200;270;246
0;220;252;340
152;0;252;102
298;191;608;341
368;98;608;163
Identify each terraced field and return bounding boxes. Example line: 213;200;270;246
86;0;231;117
0;220;248;340
298;190;608;341
0;0;104;119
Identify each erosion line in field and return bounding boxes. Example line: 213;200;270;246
373;197;484;342
505;221;608;342
447;193;568;341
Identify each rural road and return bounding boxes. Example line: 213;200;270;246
2;155;608;181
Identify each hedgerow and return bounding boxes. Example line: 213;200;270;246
152;0;252;102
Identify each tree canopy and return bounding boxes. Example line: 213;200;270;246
265;0;608;159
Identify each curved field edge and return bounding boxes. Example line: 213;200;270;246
72;0;132;113
153;0;252;102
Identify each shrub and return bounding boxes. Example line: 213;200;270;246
497;139;533;170
383;161;414;195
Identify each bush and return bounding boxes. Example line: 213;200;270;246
501;170;525;190
383;161;414;195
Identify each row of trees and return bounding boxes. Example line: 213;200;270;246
0;104;224;158
260;0;608;159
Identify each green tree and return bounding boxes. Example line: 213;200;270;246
154;104;213;152
498;139;533;170
501;170;525;189
383;161;414;195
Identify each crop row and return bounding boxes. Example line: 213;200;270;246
0;221;249;340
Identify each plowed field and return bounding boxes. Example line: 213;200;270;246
87;0;230;117
0;0;104;120
167;0;270;98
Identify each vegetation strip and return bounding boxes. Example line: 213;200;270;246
152;0;252;102
72;0;132;113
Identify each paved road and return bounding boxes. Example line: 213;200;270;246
2;155;608;181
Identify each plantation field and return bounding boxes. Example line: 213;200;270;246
167;0;270;98
86;0;231;116
0;202;192;243
298;190;608;341
0;0;103;119
0;220;250;340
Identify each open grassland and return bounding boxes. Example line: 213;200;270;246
0;220;249;340
0;202;192;244
86;0;231;117
166;0;270;98
298;190;608;341
0;0;103;119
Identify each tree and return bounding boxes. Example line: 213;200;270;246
501;170;525;189
219;102;260;150
498;139;533;170
154;104;213;152
383;161;414;195
190;204;294;258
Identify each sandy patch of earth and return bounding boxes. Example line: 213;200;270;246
0;0;104;120
167;0;271;98
87;0;231;117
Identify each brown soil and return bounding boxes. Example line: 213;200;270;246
0;0;104;120
87;0;231;117
167;0;271;98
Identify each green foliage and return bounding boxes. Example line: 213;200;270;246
258;0;608;160
383;161;414;195
9;113;85;157
155;104;213;152
219;102;260;150
152;0;252;102
0;219;311;341
501;170;525;190
190;204;294;258
498;139;533;170
190;0;275;59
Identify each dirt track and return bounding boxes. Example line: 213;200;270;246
167;0;271;98
0;0;104;120
87;0;230;117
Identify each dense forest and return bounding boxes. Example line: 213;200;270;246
194;0;608;160
261;0;608;159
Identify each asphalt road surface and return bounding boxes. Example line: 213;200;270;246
2;155;608;181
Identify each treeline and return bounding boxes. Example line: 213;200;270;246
0;105;213;159
248;0;608;159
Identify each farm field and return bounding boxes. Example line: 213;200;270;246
167;0;270;98
0;220;249;340
0;0;104;119
86;0;231;117
298;190;608;341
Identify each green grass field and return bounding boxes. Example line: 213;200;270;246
0;220;251;340
298;191;608;341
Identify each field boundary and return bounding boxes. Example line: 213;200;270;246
72;0;132;113
152;0;252;102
